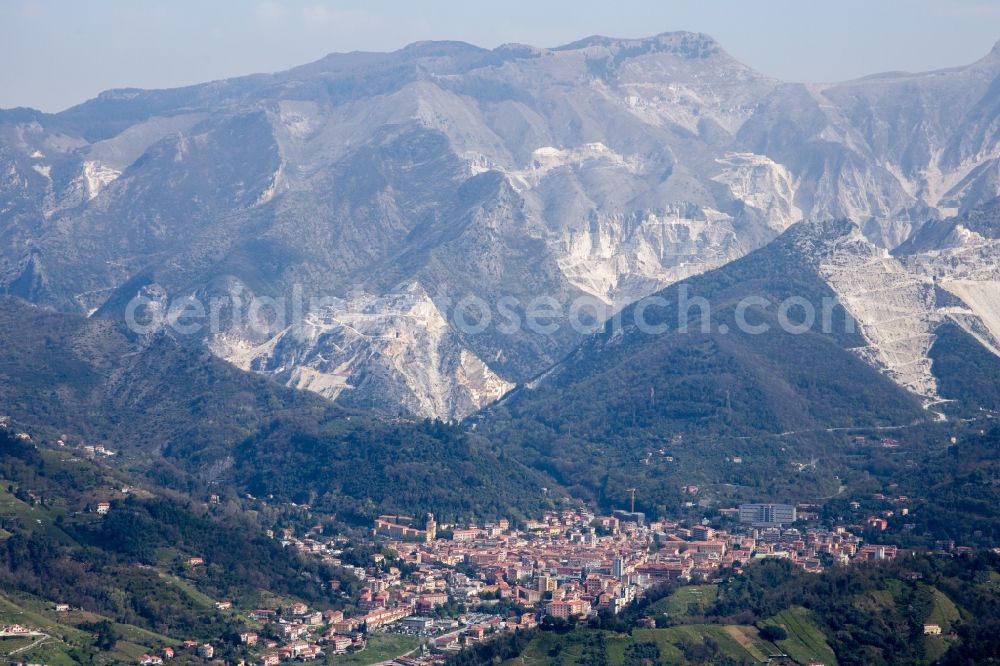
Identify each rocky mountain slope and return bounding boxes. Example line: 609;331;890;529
208;282;514;419
478;219;928;507
3;33;1000;417
476;203;1000;506
812;201;1000;405
0;295;548;517
0;295;333;464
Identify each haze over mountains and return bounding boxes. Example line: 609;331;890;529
3;31;1000;419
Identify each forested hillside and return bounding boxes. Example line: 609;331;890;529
481;222;928;511
0;427;358;663
0;297;551;518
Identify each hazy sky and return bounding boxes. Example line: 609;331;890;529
3;0;999;112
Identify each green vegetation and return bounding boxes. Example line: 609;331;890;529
232;418;554;523
834;425;1000;549
503;625;772;666
156;572;219;610
758;623;787;641
493;554;1000;666
0;593;92;644
0;427;353;653
634;625;767;663
0;590;177;665
4;217;1000;666
926;587;961;631
481;223;927;513
0;296;552;522
2;638;80;666
929;322;1000;414
649;585;718;618
0;295;330;471
759;607;837;665
710;553;1000;665
447;629;538;666
330;633;420;666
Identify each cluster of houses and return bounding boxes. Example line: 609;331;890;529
90;500;907;666
39;486;923;666
237;604;355;662
352;505;894;615
266;504;905;643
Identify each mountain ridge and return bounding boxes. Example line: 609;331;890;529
3;32;1000;418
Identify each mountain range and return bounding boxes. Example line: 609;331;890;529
2;31;1000;420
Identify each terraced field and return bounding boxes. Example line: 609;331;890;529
506;624;783;666
760;606;838;666
0;591;177;665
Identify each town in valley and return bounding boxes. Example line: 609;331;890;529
113;498;920;665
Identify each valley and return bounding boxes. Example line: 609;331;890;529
2;19;1000;666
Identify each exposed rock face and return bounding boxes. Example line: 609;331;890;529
793;204;1000;405
811;225;942;399
897;201;1000;361
2;33;1000;416
208;283;513;420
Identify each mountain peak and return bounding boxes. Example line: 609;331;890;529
552;31;721;59
398;39;488;58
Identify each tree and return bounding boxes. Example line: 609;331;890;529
760;625;788;642
82;620;119;651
